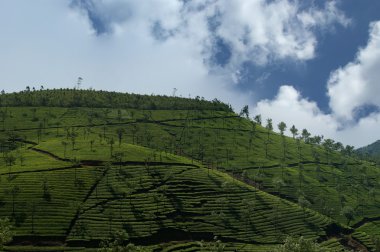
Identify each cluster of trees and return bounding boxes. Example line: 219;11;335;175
0;88;232;112
250;112;355;158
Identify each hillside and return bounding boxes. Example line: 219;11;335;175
0;89;379;251
357;140;380;163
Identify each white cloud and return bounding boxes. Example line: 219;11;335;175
253;85;338;138
253;20;380;148
215;0;349;67
252;84;380;148
0;0;347;106
327;21;380;121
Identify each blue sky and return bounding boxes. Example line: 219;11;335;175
0;0;380;147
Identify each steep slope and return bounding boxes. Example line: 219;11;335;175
357;140;380;162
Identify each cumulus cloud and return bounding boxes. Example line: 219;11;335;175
252;84;380;147
253;85;338;138
327;21;380;122
253;20;380;148
0;0;348;106
70;0;349;69
215;0;349;68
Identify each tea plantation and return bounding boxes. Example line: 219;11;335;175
0;90;379;251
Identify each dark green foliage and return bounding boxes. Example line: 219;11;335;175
0;89;232;112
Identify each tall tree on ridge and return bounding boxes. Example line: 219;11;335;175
266;118;273;141
278;122;287;160
290;125;298;139
278;122;287;136
301;129;311;143
254;114;262;126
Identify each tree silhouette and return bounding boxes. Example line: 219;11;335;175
42;177;51;201
254;114;262;126
301;129;311;143
131;125;138;145
90;139;95;152
240;105;249;118
290;125;298;139
8;185;20;216
61;141;68;158
116;128;125;147
278;122;287;160
265;118;273;141
108;138;115;157
278;122;287;136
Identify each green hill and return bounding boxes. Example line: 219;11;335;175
0;89;379;251
357;140;380;163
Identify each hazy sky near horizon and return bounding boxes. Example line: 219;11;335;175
1;0;380;148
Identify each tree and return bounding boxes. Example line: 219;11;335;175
108;138;115;157
117;109;122;122
114;151;125;171
254;114;262;125
250;121;257;148
77;77;83;89
0;110;6;130
290;125;298;139
273;177;285;196
153;192;163;214
344;145;355;157
90;139;95;152
301;129;311;143
116;128;125;147
17;152;25;166
323;139;335;164
42;177;51;201
341;206;355;225
272;236;332;252
4;153;16;178
278;122;287;160
296;138;302;161
265;118;273;141
8;185;20;216
61;141;68;158
241;199;254;233
240;105;249;118
298;163;305;190
278;122;287;136
70;131;78;150
298;195;310;220
0;218;14;250
131;124;138;145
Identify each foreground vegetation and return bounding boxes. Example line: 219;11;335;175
0;89;379;251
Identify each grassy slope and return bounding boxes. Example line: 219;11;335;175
0;105;379;251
